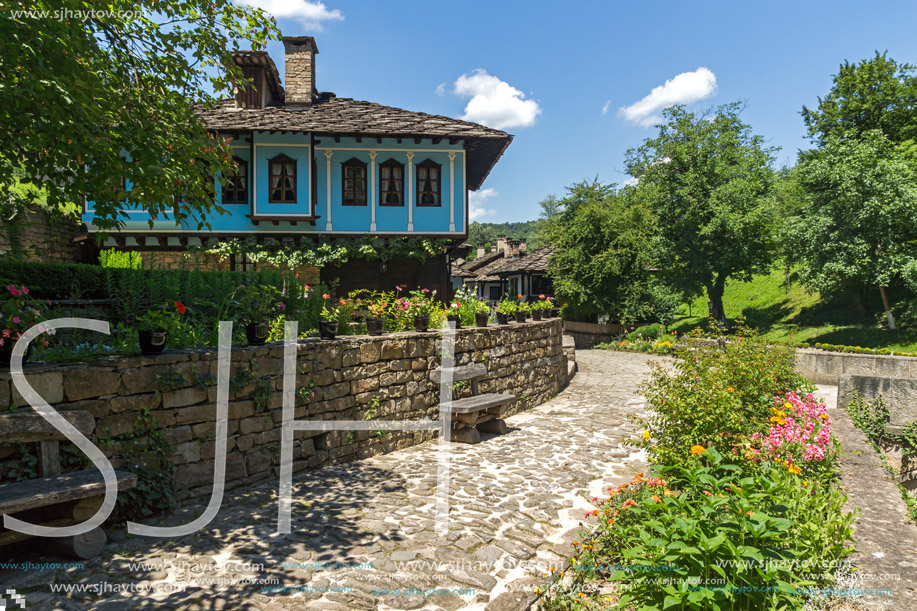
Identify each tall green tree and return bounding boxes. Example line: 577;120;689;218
0;0;278;231
802;52;917;147
625;103;778;323
544;180;677;325
793;131;917;329
538;194;560;219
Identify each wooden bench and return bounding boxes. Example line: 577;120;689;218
431;363;516;444
0;411;137;558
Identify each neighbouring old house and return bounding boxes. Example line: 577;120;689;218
452;235;553;303
80;36;512;296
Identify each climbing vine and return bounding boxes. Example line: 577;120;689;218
193;235;453;270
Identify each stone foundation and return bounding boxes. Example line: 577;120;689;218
0;320;571;503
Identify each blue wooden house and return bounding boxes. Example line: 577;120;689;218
82;36;512;295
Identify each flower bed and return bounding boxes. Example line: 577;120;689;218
541;327;856;610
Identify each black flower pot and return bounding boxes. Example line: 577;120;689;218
138;330;168;355
447;314;461;330
475;312;489;327
245;322;270;345
514;311;527;323
496;313;510;325
414;315;430;332
532;310;543;321
366;317;385;336
319;320;339;340
550;308;560;318
0;341;33;369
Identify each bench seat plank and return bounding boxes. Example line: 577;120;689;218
0;411;94;443
0;469;137;515
450;393;515;414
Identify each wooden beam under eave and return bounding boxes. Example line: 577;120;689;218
414;137;422;144
432;137;442;144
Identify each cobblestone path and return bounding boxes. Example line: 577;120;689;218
6;351;663;611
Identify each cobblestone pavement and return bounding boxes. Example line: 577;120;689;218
5;351;663;611
813;385;917;610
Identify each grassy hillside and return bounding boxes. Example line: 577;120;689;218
671;267;917;352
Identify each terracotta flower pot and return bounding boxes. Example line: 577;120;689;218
475;312;489;327
514;311;527;323
138;330;168;355
366;317;385;336
447;314;461;330
245;322;270;345
0;341;32;369
319;320;339;339
532;310;543;321
414;315;430;332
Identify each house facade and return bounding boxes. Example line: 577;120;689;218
81;37;512;295
452;236;553;303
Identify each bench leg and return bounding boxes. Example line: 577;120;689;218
449;426;481;444
476;419;508;435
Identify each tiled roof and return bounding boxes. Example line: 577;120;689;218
195;97;513;190
451;249;504;277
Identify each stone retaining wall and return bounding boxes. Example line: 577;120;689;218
795;348;917;384
0;320;571;503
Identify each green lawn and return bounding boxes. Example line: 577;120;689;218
670;267;917;352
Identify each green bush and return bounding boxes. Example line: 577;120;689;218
546;449;855;610
626;323;664;341
639;327;812;467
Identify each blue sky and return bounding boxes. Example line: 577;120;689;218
241;0;917;222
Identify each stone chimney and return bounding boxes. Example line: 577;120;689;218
476;247;485;258
506;238;521;257
496;235;507;256
519;238;527;254
282;36;318;107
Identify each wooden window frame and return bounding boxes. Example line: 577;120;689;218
341;157;368;206
222;156;248;205
268;153;297;204
416;159;442;207
378;158;405;207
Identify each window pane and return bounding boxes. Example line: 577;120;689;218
394;167;402;179
271;164;280;176
417;167;427;180
430;168;439;179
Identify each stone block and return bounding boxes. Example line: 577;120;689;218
165;425;193;445
174;403;215;425
229;400;255;420
359;341;381;364
0;379;9;409
11;371;63;406
64;369;120;401
844;355;876;376
176;460;216;488
109;393;160;414
342;349;361;367
172;441;202;464
240;415;273;434
59;398;110;419
246;448;272;474
838;374;917;427
381;340;405;360
98;412;138;438
162;387;207;409
876;356;908;378
351;377;380;394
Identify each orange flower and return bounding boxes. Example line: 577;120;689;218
322;293;330;299
690;445;706;455
651;495;661;503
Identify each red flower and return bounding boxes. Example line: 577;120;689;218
539;294;546;300
174;301;186;314
322;293;331;300
517;294;523;299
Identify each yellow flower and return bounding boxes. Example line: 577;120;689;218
691;445;706;455
784;402;793;409
802;480;808;487
820;414;829;420
726;386;735;392
642;431;651;440
664;488;676;497
570;557;577;565
533;586;544;594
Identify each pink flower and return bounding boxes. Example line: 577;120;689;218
277;302;286;311
9;288;19;296
21;287;28;295
422;288;430;293
12;317;19;324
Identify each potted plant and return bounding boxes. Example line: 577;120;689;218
495;299;516;325
319;293;341;339
446;302;462;329
514;300;530;323
1;284;49;368
474;300;491;327
366;298;387;336
532;294;553;320
405;288;437;332
136;301;185;355
235;283;282;345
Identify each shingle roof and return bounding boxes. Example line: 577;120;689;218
196;97;513;190
455;247;553;282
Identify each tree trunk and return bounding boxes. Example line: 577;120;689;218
706;278;728;329
878;285;897;330
855;283;869;321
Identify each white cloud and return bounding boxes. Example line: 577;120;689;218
623;176;639;187
618;67;717;127
236;0;343;30
601;100;611;115
469;188;499;220
453;69;541;130
435;83;447;96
